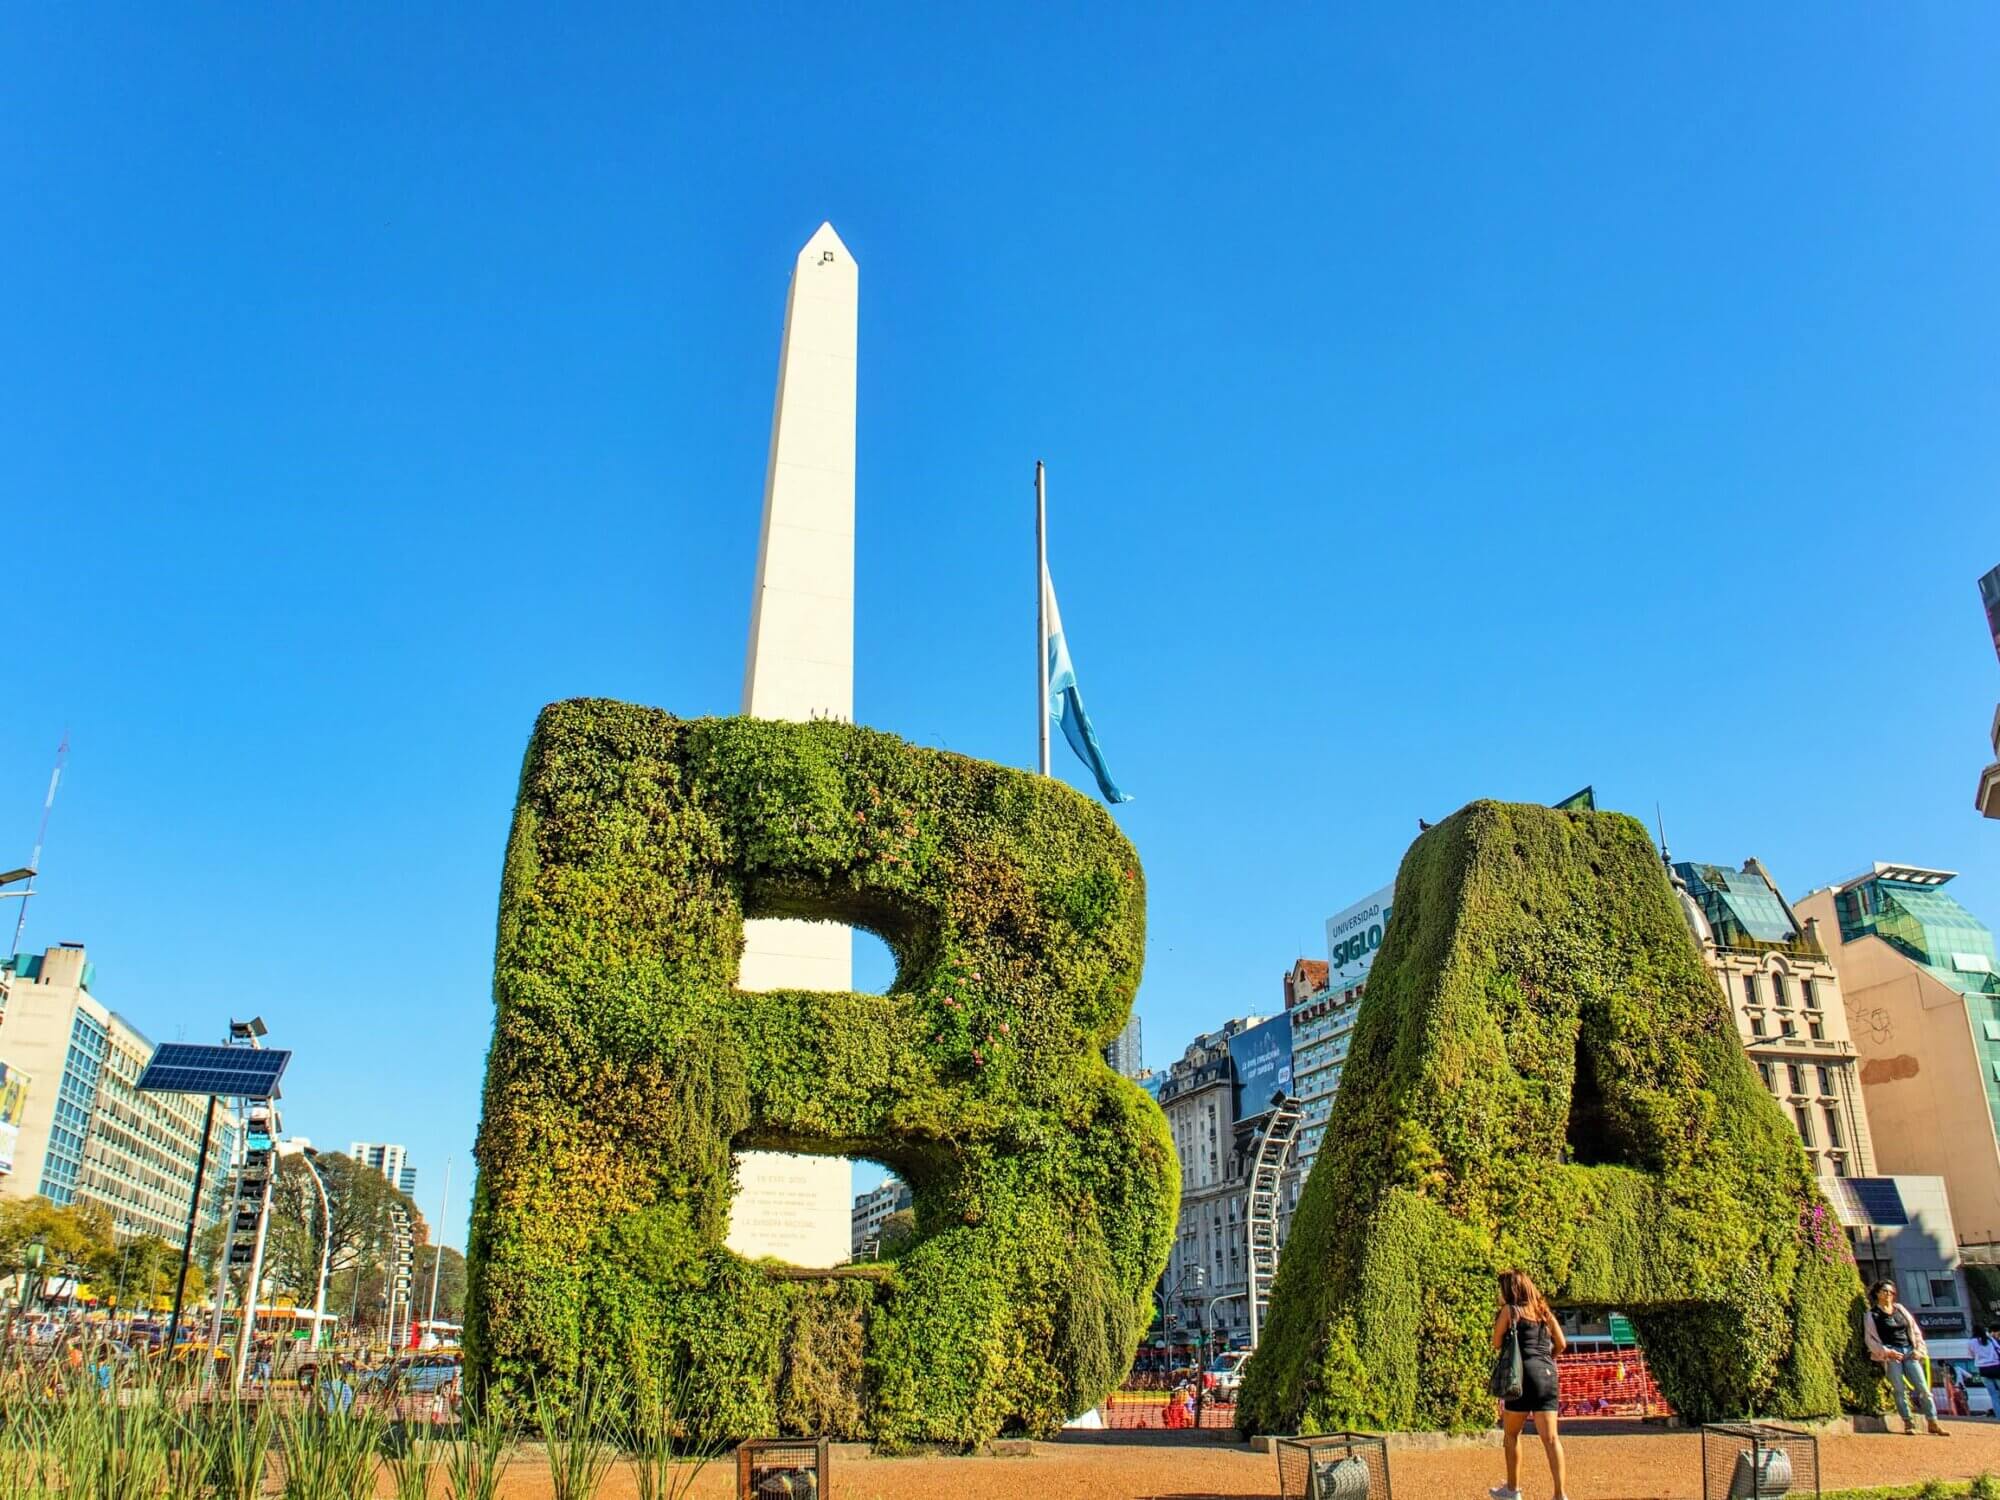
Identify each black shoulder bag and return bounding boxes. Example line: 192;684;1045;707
1488;1305;1525;1401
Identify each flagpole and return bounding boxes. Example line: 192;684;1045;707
1035;461;1051;777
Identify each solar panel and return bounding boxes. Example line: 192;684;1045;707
137;1043;291;1099
1829;1177;1909;1228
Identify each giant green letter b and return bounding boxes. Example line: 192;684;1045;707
463;701;1176;1446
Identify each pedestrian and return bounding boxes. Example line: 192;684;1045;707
1970;1325;2000;1418
320;1360;356;1416
1489;1269;1569;1500
1864;1279;1947;1436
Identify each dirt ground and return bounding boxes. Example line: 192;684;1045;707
481;1417;2000;1500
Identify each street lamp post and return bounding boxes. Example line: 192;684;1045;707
1162;1262;1206;1362
277;1141;333;1353
23;1241;47;1321
113;1218;135;1320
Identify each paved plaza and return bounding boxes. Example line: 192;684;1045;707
468;1422;2000;1500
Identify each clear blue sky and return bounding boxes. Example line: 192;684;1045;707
5;8;1998;1247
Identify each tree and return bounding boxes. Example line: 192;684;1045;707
0;1197;115;1282
106;1234;201;1312
263;1151;425;1309
875;1210;917;1257
411;1245;466;1324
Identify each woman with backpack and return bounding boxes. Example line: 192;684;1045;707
1489;1269;1569;1500
1864;1279;1948;1436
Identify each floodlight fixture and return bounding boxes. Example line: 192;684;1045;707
230;1017;269;1042
0;867;34;887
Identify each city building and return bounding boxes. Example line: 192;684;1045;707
1667;858;1975;1338
1982;707;2000;822
1796;866;2000;1250
348;1141;419;1196
1157;1015;1268;1348
1281;960;1327;1010
1668;858;1876;1177
1979;563;2000;821
1292;884;1394;1175
1104;1015;1144;1078
1822;1175;1972;1345
849;1175;912;1259
0;943;236;1239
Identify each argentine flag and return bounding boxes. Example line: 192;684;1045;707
1043;565;1133;804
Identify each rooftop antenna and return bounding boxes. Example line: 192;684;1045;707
10;734;68;960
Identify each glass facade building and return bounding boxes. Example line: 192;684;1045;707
1832;867;2000;1146
2;944;238;1240
36;1009;108;1204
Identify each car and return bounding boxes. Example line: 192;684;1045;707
1941;1362;1995;1416
359;1354;461;1393
1206;1349;1251;1399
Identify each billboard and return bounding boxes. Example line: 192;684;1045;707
1324;883;1397;993
1229;1014;1294;1120
0;1059;29;1177
1982;564;2000;667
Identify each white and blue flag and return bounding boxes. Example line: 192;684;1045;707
1043;565;1132;805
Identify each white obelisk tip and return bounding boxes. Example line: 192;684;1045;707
799;220;855;268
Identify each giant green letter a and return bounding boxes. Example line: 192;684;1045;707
1239;802;1871;1433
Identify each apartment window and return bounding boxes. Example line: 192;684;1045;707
1787;1064;1805;1095
1802;978;1818;1009
1757;1061;1774;1090
1749;1012;1767;1038
1772;973;1789;1008
1817;1067;1834;1096
1793;1105;1815;1146
1743;974;1761;1006
1903;1271;1942;1309
1808;1016;1824;1041
1823;1106;1844;1149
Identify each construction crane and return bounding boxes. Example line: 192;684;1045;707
7;734;66;960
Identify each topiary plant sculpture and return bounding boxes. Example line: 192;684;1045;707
463;700;1176;1446
1237;800;1874;1434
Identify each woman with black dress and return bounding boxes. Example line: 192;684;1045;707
1489;1269;1569;1500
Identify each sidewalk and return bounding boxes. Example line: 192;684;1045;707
480;1418;2000;1500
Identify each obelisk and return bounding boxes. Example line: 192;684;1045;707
726;222;856;1267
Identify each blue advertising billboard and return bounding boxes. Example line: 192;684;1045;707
1229;1014;1294;1121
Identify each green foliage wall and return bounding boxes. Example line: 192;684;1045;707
463;700;1176;1447
1237;801;1876;1434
